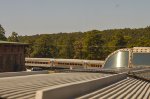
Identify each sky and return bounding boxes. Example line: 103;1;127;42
0;0;150;37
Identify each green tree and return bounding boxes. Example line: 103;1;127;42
0;24;7;41
115;34;126;48
8;32;19;42
31;35;56;58
73;40;83;59
84;32;104;60
65;37;74;58
111;33;127;49
17;26;150;60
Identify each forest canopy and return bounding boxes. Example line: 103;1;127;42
1;24;150;60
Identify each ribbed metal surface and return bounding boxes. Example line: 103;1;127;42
0;73;108;99
136;72;150;80
77;77;150;99
131;70;150;80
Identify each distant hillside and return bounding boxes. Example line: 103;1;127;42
18;27;150;60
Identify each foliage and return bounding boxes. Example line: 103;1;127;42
0;24;7;41
83;31;104;59
8;32;19;42
30;35;56;58
17;27;150;60
0;24;149;60
73;40;83;59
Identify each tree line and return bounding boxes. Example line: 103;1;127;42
0;24;150;60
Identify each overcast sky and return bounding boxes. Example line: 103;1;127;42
0;0;150;36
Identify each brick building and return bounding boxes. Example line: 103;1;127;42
0;41;28;72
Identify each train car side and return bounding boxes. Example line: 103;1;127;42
25;58;104;69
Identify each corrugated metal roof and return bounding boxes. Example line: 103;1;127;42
78;77;150;99
129;69;150;81
0;71;149;99
0;73;109;99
